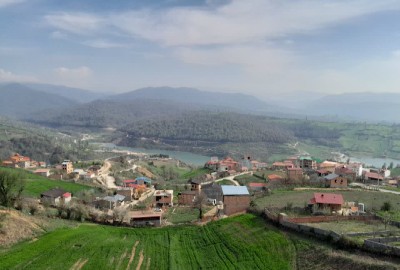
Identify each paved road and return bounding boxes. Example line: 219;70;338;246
211;172;252;186
350;183;400;195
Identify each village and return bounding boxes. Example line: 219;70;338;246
2;151;400;255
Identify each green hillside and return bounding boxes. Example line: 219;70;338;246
0;214;294;270
0;167;92;198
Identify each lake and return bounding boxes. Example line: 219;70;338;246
96;143;210;166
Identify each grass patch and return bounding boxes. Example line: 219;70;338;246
0;167;92;198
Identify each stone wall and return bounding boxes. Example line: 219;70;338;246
364;237;400;256
287;215;376;224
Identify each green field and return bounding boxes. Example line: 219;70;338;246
0;214;294;270
0;167;92;198
255;188;400;212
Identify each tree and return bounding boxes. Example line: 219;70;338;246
381;201;392;212
0;170;25;208
381;211;393;230
193;192;207;220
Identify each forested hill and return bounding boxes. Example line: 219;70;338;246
120;112;294;144
27;99;204;128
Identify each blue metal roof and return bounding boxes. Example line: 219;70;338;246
221;185;249;196
135;177;152;183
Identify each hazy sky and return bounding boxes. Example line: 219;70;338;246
1;0;400;98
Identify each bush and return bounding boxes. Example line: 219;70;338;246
381;201;392;212
28;202;39;216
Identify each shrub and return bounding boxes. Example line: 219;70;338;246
381;201;392;212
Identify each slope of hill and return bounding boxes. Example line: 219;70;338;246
27;99;203;129
108;86;279;113
24;83;106;103
0;83;78;118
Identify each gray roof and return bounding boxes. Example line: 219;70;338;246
103;194;125;202
221;185;249;196
324;173;339;180
41;188;67;198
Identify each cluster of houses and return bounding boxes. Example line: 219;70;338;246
204;156;268;175
268;155;393;187
1;153;46;170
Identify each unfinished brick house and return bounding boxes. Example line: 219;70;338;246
221;185;250;216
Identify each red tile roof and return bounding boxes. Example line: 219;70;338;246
268;174;284;181
364;172;383;180
248;182;267;187
309;193;344;205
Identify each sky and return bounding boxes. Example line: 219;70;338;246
1;0;400;99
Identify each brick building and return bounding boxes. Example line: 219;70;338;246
221;185;250;216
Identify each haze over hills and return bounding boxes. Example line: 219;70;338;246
0;83;78;118
108;86;281;113
1;82;400;124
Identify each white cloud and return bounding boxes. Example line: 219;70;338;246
45;13;103;35
82;39;128;49
0;0;24;8
54;66;93;79
0;68;37;82
109;0;400;46
50;31;68;40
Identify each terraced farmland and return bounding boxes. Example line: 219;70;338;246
0;214;294;270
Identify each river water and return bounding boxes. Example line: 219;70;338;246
96;143;210;166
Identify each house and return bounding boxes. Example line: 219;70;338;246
248;182;267;191
221;185;250;216
34;168;51;177
309;193;344;213
318;161;339;172
272;162;294;170
178;191;197;205
324;173;348;188
129;211;162;227
135;176;152;186
38;161;47;168
334;166;356;181
189;179;202;191
298;156;317;170
316;169;330;176
96;194;125;210
218;157;239;172
364;171;384;182
287;167;303;181
84;171;96;180
116;188;138;201
61;160;73;174
1;160;15;168
154;190;173;207
40;188;71;206
346;162;363;177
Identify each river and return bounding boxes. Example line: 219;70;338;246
95;143;210;166
350;156;400;168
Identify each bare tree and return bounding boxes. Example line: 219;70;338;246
113;206;127;225
193;192;207;220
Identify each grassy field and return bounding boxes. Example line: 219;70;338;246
304;220;400;234
0;214;295;270
255;188;400;212
164;207;200;224
0;167;92;198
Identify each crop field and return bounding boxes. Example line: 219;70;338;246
0;214;294;270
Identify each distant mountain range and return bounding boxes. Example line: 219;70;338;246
1;82;400;123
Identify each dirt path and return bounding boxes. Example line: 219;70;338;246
98;160;117;189
135;250;144;270
126;241;139;270
70;258;88;270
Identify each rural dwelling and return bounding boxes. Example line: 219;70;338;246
318;161;339;172
40;188;71;206
316;169;330;177
116;188;138;201
298;156;317;170
61;160;73;174
248;182;267;192
364;171;384;182
287;167;303;181
324;173;348;188
267;174;284;182
178;191;197;205
135;176;152;186
96;194;125;210
335;166;356;181
202;183;223;205
346;162;363;177
154;190;173;207
33;168;51;177
190;179;202;191
309;193;344;213
129;211;162;227
272;162;293;170
221;185;250;216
